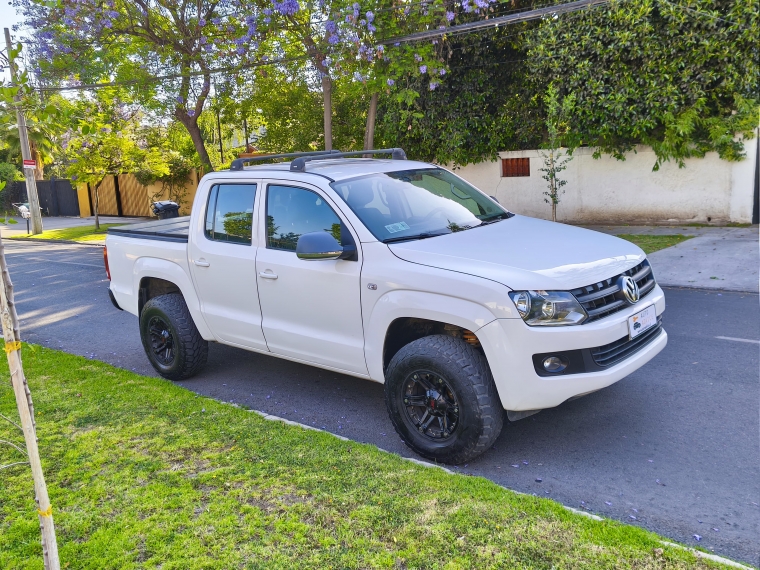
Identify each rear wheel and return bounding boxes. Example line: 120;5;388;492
139;293;208;380
384;334;503;464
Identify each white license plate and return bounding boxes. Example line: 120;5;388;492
628;305;657;339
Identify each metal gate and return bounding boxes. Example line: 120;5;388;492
7;179;81;217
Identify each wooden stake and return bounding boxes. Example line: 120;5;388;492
0;236;60;570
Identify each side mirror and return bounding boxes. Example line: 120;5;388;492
296;231;344;260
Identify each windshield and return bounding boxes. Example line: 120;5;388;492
331;168;510;242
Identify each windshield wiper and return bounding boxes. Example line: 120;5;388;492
382;230;450;244
478;212;514;224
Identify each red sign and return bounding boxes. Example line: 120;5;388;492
23;159;36;169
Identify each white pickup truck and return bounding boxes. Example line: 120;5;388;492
105;148;667;463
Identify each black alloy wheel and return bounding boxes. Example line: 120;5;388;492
401;370;460;440
147;316;175;366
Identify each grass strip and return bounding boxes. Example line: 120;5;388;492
10;224;118;243
1;345;730;569
616;234;695;254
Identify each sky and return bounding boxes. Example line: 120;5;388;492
1;2;24;82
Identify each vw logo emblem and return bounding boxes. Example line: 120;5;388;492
619;275;640;304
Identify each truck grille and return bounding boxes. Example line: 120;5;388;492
591;317;663;367
571;260;656;323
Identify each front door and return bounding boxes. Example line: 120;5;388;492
255;183;367;374
188;182;267;351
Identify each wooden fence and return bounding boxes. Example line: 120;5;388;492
78;171;200;218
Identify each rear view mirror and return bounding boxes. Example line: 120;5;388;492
296;232;344;260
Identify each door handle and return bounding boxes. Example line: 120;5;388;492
193;259;210;267
259;270;278;280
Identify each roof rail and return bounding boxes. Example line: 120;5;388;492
229;150;341;171
290;148;407;172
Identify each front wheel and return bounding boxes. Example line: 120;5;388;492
139;293;208;380
384;335;504;464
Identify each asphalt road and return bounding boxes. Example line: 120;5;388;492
5;240;759;566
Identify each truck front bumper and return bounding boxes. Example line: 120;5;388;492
478;284;667;411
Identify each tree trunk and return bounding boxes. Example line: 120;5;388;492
322;75;333;151
30;141;44;180
363;92;379;152
0;235;61;570
180;117;214;172
93;179;102;230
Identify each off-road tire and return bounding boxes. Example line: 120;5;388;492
384;334;504;464
139;293;208;380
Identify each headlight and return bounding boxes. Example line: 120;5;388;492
508;290;587;326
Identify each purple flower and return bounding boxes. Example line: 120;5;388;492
429;82;438;90
187;110;196;117
439;68;446;76
419;65;427;73
367;23;376;32
325;20;337;34
212;17;221;25
328;34;339;45
199;18;206;26
200;36;207;44
446;11;455;21
176;96;184;104
414;53;422;62
71;175;78;180
365;11;374;22
237;46;246;54
386;78;395;86
274;0;300;16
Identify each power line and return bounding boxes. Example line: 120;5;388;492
384;0;613;43
32;0;614;93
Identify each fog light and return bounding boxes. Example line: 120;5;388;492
542;356;568;373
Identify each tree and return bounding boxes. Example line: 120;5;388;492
377;19;544;165
64;91;167;228
19;0;275;171
538;84;575;222
527;0;759;168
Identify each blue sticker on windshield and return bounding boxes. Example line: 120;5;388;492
385;222;410;234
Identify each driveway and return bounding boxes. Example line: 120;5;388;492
3;239;759;566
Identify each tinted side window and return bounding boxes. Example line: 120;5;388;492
266;185;341;251
204;184;256;244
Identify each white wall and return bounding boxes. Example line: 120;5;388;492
451;138;758;224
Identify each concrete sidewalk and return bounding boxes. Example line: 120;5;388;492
0;215;146;243
586;225;759;293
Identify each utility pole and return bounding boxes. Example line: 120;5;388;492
4;28;43;235
0;235;60;569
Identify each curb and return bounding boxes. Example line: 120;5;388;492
661;285;759;295
3;237;105;247
242;405;755;570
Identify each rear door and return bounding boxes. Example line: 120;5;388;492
188;181;267;351
255;181;367;374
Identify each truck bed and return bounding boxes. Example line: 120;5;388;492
107;217;190;243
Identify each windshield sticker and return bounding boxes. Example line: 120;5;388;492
385;221;410;234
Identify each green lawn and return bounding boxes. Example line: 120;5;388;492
1;346;729;569
11;224;118;242
616;234;695;254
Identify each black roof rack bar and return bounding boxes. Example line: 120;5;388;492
229;150;342;171
290;148;407;172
